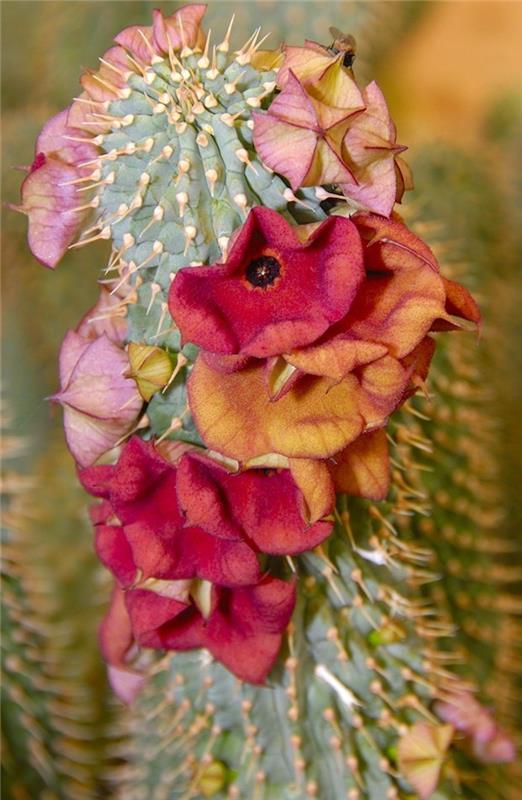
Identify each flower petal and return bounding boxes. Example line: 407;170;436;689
330;429;390;501
397;723;453;800
170;208;364;358
189;356;366;461
288;458;335;524
152;5;207;52
205;577;296;684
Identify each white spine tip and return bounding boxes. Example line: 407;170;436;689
234;193;248;209
203;94;218;109
123;233;135;247
144;71;156;85
176;191;189;217
152;240;164;254
143;137;155;153
218;235;230;256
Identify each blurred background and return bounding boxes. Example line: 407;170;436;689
2;2;521;797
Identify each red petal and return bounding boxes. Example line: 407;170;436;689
169;208;364;358
95;524;137;588
99;585;134;666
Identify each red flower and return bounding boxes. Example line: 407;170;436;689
80;437;333;589
177;450;333;554
169;207;364;358
124;575;296;685
185;212;479;472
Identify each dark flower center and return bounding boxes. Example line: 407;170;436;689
246;255;281;288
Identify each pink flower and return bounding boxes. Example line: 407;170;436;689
253;44;412;215
20;109;98;268
339;82;412;216
51;327;142;468
114;5;206;66
253;69;364;190
435;692;515;764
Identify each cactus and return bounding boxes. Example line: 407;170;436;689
1;427;124;799
5;5;519;800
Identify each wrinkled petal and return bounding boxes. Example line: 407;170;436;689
21;157;89;268
330;429;390;501
77;288;128;344
152;5;206;53
55;335;141;420
114;24;156;64
61;405;137;468
169;207;364;358
99;585;134;666
125;588;189;641
431;277;481;332
285;337;387;381
204;577;296;684
177;452;332;554
189;356;365;460
107;665;146;705
95;524;137;588
21;108;98;268
252;112;317;190
288;458;335;524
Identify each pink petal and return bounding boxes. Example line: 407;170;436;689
107;664;146;705
152;5;206;52
253;113;317;190
21;156;89;268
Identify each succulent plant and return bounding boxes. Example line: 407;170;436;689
5;5;518;800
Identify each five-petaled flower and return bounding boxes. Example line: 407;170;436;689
169;206;365;359
122;574;296;685
173;210;479;500
253;43;412;216
80;436;333;590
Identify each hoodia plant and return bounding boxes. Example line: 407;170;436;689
13;5;517;799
